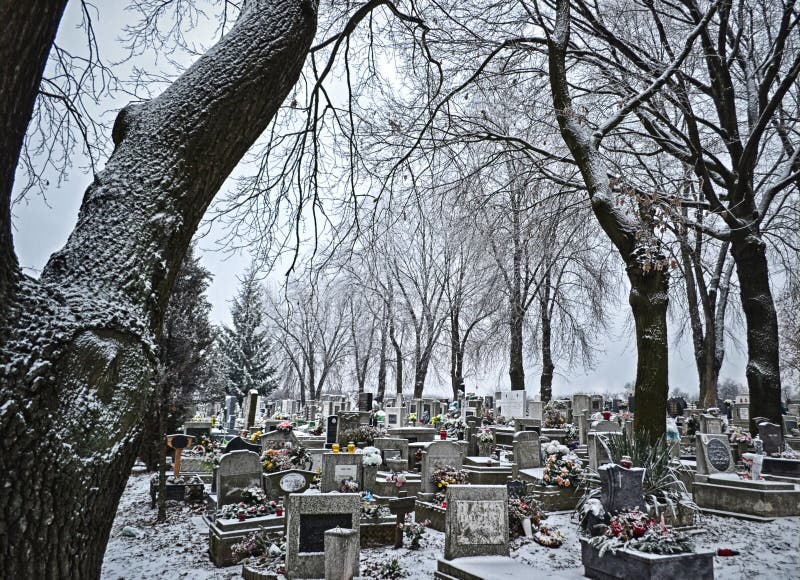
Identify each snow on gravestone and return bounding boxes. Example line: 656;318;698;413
444;485;509;560
261;429;299;452
421;441;464;495
215;450;262;507
513;431;540;470
695;434;735;476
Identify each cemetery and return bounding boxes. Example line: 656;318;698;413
97;391;800;579
2;2;799;580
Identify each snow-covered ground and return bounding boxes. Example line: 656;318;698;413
102;472;799;579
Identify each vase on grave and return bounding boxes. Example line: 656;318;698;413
363;465;378;492
347;442;356;453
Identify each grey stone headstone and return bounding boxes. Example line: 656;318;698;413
285;493;361;579
599;464;645;514
263;469;316;500
223;436;261;454
216;450;262;507
320;452;364;493
512;431;540;470
590;420;621;433
421;441;464;495
261;429;300;452
444;485;509;560
757;422;783;455
699;414;723;435
695;434;734;476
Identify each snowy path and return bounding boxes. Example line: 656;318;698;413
102;473;799;579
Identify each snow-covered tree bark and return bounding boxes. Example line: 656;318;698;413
0;1;316;576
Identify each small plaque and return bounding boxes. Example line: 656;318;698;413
706;438;731;471
279;472;307;493
739;407;749;420
334;464;358;481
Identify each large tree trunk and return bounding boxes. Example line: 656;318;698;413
730;233;783;428
539;271;554;403
450;307;464;399
376;307;388;404
628;266;669;441
0;2;316;577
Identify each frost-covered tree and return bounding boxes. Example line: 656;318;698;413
0;1;315;576
219;266;278;403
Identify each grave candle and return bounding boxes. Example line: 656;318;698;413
440;429;447;440
332;444;340;453
347;442;356;453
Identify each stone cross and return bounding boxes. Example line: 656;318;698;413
166;433;194;477
388;491;417;548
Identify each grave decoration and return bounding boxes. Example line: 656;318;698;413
431;465;469;504
476;427;495;455
728;426;752;461
218;486;280;520
338;424;381;446
588;509;694;555
541;441;583;488
443;416;466;439
261;446;311;474
398;514;429;549
543;405;566;428
234;528;286;578
507;491;545;539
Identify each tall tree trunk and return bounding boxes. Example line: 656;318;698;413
628;266;669;440
450;307;463;400
539;271;554;403
0;2;316;577
376;307;388;404
730;233;783;428
509;305;526;391
413;350;432;399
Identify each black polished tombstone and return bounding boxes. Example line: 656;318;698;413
326;415;339;447
223;436;261;454
298;513;353;552
358;392;373;412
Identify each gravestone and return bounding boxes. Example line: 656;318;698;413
496;391;526;419
358;392;373;412
599;463;645;514
572;394;592;417
512;431;540;470
264;469;316;500
244;389;259;430
590;420;621;433
699;414;723;435
225;395;237;431
325;415;339;447
372;437;409;466
320;452;364;493
695;434;734;476
444;485;509;560
261;429;300;452
588;432;614;471
506;480;526;499
384;406;407;429
336;412;363;445
285;493;361;579
526;400;543;422
216;450;262;507
224;436;261;454
421;441;465;495
757;422;783;455
783;415;798;436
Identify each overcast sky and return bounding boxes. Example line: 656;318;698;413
10;1;750;401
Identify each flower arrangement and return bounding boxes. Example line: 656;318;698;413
250;430;263;442
262;446;311;473
399;515;430;549
385;472;407;487
340;479;359;493
431;414;443;426
589;509;694;556
361;446;383;466
543;408;566;428
408;413;417;423
276;421;293;434
339;425;381;445
431;465;469;491
310;422;324;436
217;487;279;521
564;424;579;445
541;442;583;488
361;558;405;579
728;426;752;444
231;528;285;563
534;525;564;548
508;495;544;538
476;427;495;444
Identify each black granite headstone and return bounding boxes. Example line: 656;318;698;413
223;436;261;454
358;392;373;412
326;416;338;446
506;480;526;499
599;464;645;514
757;422;783;455
299;513;353;552
706;438;731;471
